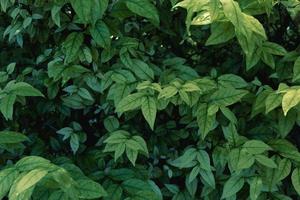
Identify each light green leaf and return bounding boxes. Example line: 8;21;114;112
158;86;178;99
141;96;157;130
220;0;243;31
282;89;300;116
116;93;145;113
13;169;48;196
90;20;111;49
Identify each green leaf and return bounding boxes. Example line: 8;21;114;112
116;93;145;113
126;148;138;165
221;175;244;199
229;148;255;170
293;57;300;82
0;131;28;144
70;134;79;154
199;169;215;189
170;148;197;168
126;0;159;25
13;169;48;196
0;94;16;120
206;22;235;45
188;165;200;183
15;156;51;172
77;179;107;199
220;0;243;31
265;92;282;113
70;0;92;23
249;177;263;200
0;168;19;199
129;59;154;80
90;20;111;49
8;82;44;97
104;116;120;132
220;106;237;124
292;168;300;196
141;96;157;130
243;140;272;154
63;32;84;64
274;158;291;182
158;86;178;99
103;184;123;200
209;87;248;106
197;103;216;140
255;155;277;168
262;42;287;56
282;89;300;116
218;74;248;89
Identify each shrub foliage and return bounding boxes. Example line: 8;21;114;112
0;0;300;199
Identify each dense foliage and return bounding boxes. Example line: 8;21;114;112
0;0;300;199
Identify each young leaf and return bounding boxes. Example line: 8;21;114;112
13;169;48;195
116;93;145;113
282;89;300;116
